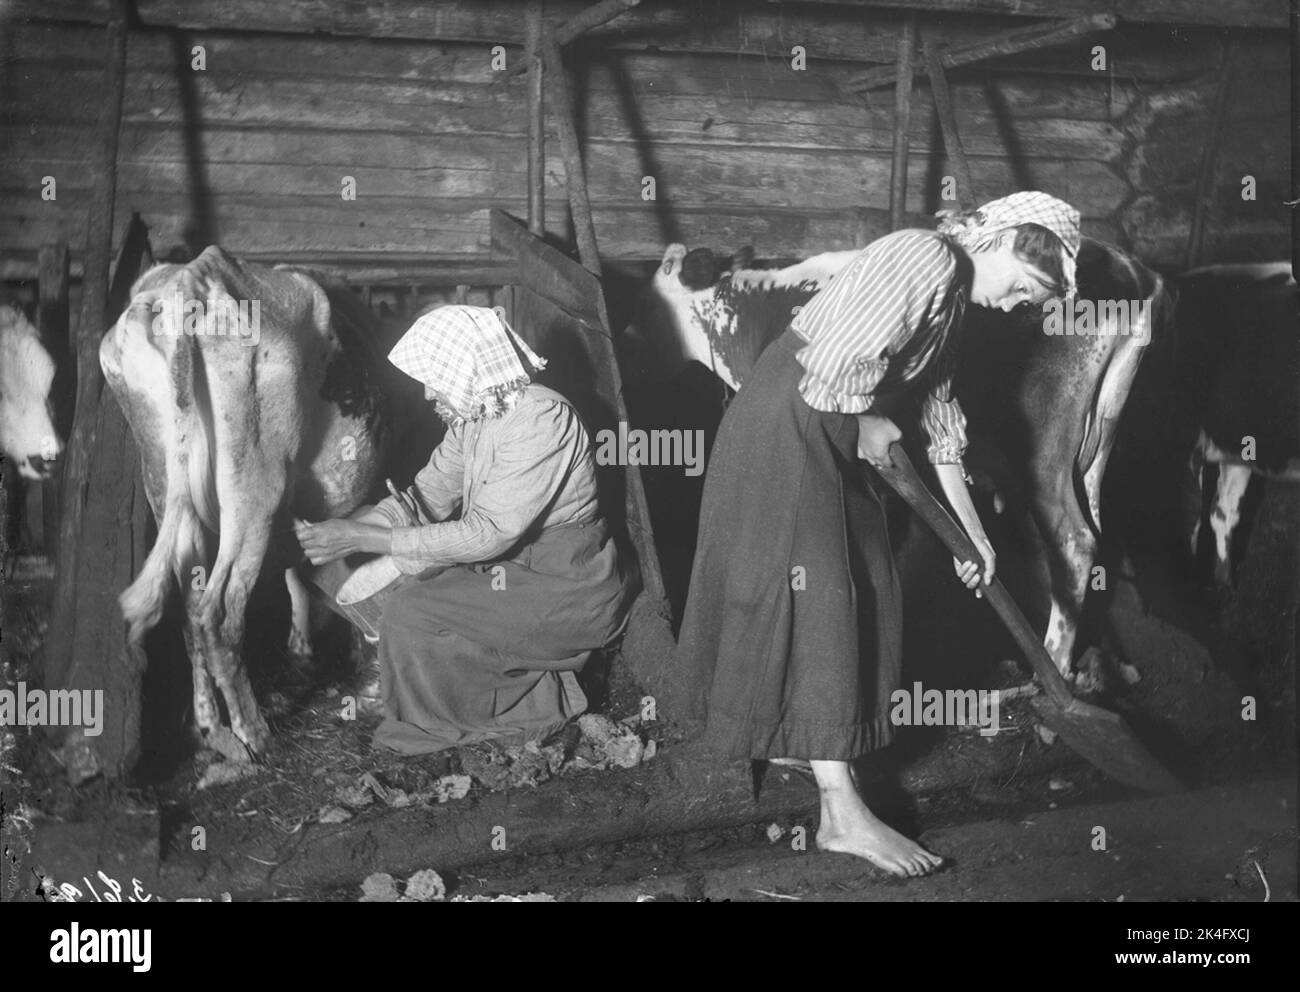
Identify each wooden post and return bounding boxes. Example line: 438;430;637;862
543;28;601;276
525;0;545;237
46;215;153;781
848;13;1117;92
38;243;70;556
889;17;917;232
1185;46;1234;269
45;0;129;687
924;37;976;210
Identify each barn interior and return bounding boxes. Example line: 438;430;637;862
0;0;1294;901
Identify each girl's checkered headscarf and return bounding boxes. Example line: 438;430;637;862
936;190;1081;297
388;305;547;424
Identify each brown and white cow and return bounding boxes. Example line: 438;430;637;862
1172;262;1299;589
629;238;1171;679
0;303;62;480
101;246;395;754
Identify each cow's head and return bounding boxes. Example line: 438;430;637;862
623;244;724;383
0;304;62;480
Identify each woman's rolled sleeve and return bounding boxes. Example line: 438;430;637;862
386;398;580;573
921;388;969;466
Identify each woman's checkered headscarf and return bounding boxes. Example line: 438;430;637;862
936;190;1081;297
388;305;546;424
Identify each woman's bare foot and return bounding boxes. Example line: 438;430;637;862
810;759;944;878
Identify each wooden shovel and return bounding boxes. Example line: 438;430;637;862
875;443;1185;794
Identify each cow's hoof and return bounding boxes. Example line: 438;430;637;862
1070;647;1111;698
197;726;256;764
286;627;313;668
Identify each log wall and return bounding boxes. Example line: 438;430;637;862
0;1;1289;279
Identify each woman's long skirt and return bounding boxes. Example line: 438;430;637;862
674;328;903;761
373;520;635;755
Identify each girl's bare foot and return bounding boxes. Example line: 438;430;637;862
810;759;944;878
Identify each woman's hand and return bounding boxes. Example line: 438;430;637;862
857;414;901;468
952;532;996;599
295;518;389;565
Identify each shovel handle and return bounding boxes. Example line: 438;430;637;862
873;443;1075;707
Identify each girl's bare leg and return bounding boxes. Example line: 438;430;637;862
810;759;944;877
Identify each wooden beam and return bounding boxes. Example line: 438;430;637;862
746;0;1283;30
45;0;129;687
924;37;976;209
889;17;917;231
504;0;641;79
542;29;601;276
847;13;1118;92
525;0;545;237
15;1;1284;43
1184;46;1235;268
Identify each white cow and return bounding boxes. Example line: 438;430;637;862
102;247;397;755
0;303;62;479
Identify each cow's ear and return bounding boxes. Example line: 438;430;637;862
731;246;755;272
680;248;719;290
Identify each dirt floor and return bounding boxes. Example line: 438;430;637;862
1;460;1295;903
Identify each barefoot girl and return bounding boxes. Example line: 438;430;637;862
675;191;1081;877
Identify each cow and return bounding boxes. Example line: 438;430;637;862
628;237;1171;680
101;246;397;755
1171;262;1298;590
0;303;62;480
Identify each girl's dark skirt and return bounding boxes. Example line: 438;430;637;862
675;328;903;761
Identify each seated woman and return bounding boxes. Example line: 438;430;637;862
295;305;638;755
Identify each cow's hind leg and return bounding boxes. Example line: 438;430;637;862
196;501;283;754
1028;443;1096;680
171;509;222;742
285;566;313;666
1185;430;1208;558
1210;462;1252;590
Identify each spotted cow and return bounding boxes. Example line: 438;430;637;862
1173;262;1298;589
629;238;1172;678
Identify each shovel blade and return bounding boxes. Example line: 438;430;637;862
1032;694;1185;794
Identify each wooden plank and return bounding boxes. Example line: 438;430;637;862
2;186;1131;267
735;0;1286;29
525;0;545;237
30;18;1282;125
924;36;977;208
1;125;1133;217
44;0;129;691
847;13;1118;91
1185;48;1236;268
490;208;666;605
0;69;1136;161
889;17;917;231
12;0;1285;51
543;29;601;276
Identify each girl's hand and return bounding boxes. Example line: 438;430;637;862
952;533;996;598
295;518;363;565
857;415;901;468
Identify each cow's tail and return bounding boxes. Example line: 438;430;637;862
119;333;215;645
